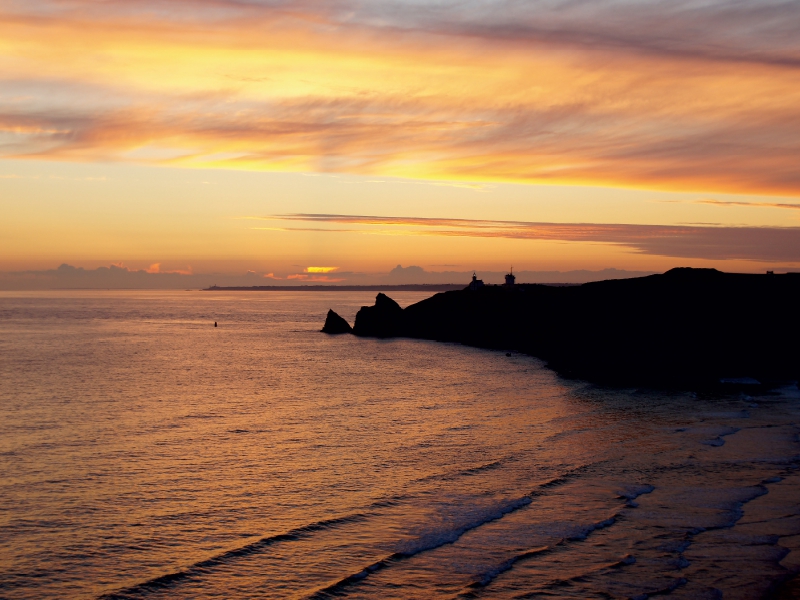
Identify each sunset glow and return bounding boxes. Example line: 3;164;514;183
2;0;799;282
5;6;800;595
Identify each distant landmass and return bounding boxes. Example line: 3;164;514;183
323;268;800;387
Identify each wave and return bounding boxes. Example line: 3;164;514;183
456;482;655;595
457;511;625;597
306;462;610;598
98;513;369;599
413;457;510;485
532;567;686;600
398;497;534;556
617;484;656;507
306;496;533;599
530;462;603;496
104;464;604;599
699;426;740;447
461;546;551;592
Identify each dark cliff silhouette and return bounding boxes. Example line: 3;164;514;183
323;268;800;386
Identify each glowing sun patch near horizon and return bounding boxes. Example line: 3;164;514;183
305;266;339;273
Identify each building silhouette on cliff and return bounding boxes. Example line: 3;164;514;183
505;267;515;286
469;272;485;290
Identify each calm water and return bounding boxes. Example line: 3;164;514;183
1;290;799;600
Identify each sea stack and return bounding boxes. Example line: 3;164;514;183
321;309;353;334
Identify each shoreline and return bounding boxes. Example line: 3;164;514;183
323;268;800;387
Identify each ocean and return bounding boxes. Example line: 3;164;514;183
1;290;799;599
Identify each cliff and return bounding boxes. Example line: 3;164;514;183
324;268;800;386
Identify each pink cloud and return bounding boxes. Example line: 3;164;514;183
287;273;346;282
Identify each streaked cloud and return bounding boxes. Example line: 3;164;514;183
258;214;800;262
286;274;345;282
144;262;193;275
693;199;800;211
1;1;800;194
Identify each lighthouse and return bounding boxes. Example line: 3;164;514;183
469;272;485;290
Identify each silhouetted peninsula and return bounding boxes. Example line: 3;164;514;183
323;268;800;387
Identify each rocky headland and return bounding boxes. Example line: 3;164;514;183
322;268;800;387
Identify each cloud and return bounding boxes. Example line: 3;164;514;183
286;273;346;282
0;263;251;289
261;214;800;262
0;261;664;289
2;260;793;289
692;199;800;211
1;1;799;194
145;262;193;275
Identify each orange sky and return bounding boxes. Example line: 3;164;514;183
1;0;799;282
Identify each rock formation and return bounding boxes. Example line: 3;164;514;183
321;309;353;334
352;292;404;337
323;269;800;387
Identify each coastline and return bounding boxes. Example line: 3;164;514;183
323;268;800;387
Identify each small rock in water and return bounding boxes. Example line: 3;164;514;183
322;309;353;334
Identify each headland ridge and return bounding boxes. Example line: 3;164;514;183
322;268;800;387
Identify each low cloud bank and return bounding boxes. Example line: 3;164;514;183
0;263;661;290
382;265;655;285
0;263;262;290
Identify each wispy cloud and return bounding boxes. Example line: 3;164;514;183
286;273;345;282
1;1;799;194
144;262;193;275
693;199;800;210
255;214;800;262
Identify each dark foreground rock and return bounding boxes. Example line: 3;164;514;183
321;309;352;334
324;268;800;387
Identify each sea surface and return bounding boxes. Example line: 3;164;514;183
1;290;799;600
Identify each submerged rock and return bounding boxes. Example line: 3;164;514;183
321;309;352;334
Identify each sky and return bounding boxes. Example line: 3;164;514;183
2;0;799;285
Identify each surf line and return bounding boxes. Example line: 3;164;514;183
98;513;370;599
305;496;533;600
456;485;658;597
666;476;785;583
306;463;614;599
455;512;627;598
311;479;655;599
